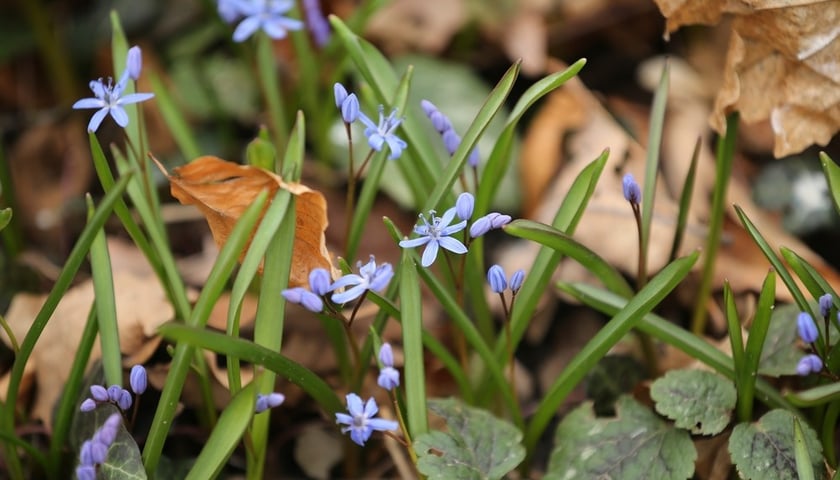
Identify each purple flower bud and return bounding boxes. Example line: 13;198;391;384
265;392;285;408
430;111;452;133
117;389;133;411
334;83;348;109
341;93;359;124
302;0;331;47
88;439;109;464
379;343;394;367
309;268;332;296
420;99;437;116
796;354;823;376
820;293;833;318
487;265;507;293
455;192;475;221
283;287;324;311
80;399;97;412
442;129;461;156
467;148;480;168
107;385;122;403
76;465;96;480
130;365;147;395
99;413;122;446
90;385;109;402
469;215;492;238
255;392;285;413
622;173;641;204
509;269;525;293
126;46;142;81
80;440;94;466
490;214;512;229
797;312;818;344
378;366;400;391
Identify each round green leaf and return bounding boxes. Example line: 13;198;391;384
729;409;823;480
414;398;525;480
650;369;736;435
546;396;695;480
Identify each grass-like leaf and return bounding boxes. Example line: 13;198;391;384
400;253;428;437
794;417;816;480
739;270;775;420
820;152;840;215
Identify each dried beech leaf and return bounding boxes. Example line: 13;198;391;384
654;0;840;157
160;156;332;287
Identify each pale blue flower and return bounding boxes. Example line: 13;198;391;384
335;393;399;446
469;212;511;238
282;287;323;312
798;312;818;344
231;0;304;42
255;392;285;413
72;74;154;133
455;192;474;221
623;173;641;204
399;207;467;267
330;256;393;304
377;343;400;391
359;106;407;159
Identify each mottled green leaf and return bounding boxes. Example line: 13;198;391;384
414;398;524;480
546;396;695;480
650;369;735;435
729;409;823;480
759;303;806;377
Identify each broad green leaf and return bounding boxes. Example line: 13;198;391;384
414;398;525;480
759;303;805;377
650;369;735;435
585;355;647;416
546;396;695;480
729;409;823;480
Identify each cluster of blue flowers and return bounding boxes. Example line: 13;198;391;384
420;100;480;168
80;365;147;413
282;257;394;312
217;0;304;42
73;46;154;133
795;293;837;376
334;83;408;160
400;192;511;267
75;413;122;480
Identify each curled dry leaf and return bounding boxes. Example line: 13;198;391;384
158;156;333;288
653;0;840;157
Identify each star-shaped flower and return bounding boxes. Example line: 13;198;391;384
72;73;154;133
230;0;304;42
359;106;408;159
330;256;393;304
335;393;398;446
399;207;467;267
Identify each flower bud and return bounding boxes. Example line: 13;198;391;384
797;312;818;344
820;293;833;318
126;46;143;80
797;354;823;376
487;265;507;293
309;268;332;296
509;269;525;293
130;365;147;395
622;173;641;204
455;192;475;221
341;93;359;124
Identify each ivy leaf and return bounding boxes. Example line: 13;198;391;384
414;398;525;480
729;409;823;480
650;369;735;435
545;395;695;480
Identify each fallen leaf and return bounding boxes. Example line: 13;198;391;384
159;156;333;288
653;0;840;157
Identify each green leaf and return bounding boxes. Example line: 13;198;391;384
545;396;695;480
820;152;840;216
759;303;805;377
729;409;823;480
0;208;11;231
400;254;428;437
74;404;146;480
650;369;735;435
414;398;525;480
795;417;816;480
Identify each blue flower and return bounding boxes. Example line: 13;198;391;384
282;287;324;312
377;343;400;391
455;192;474;221
230;0;304;42
330;256;393;304
359;106;407;159
622;173;641;204
820;293;833;318
126;46;143;81
72;72;154;133
302;0;331;47
335;393;399;446
255;392;285;413
797;354;823;376
509;269;525;293
399;207;467;267
469;212;511;238
797;312;818;344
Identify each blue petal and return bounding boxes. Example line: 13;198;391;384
335;413;353;425
90;80;106;99
367;418;399;432
233;16;262;42
110;106;129;127
358;111;377;130
350;427;371;446
363;397;379;417
440;219;467;236
262;20;291;39
399;236;430;248
88;108;109;132
367;133;385;151
385;135;407;159
73;98;105;109
438;207;457;229
421;240;440;267
120;92;155;105
330;274;363;291
346;393;363;415
438;236;467;255
331;283;366;304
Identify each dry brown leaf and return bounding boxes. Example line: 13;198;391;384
653;0;840;157
159;156;333;288
365;0;468;55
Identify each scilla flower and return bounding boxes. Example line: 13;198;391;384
335;393;398;446
399;207;467;267
359;106;407;159
330;256;393;304
377;343;400;391
229;0;304;42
